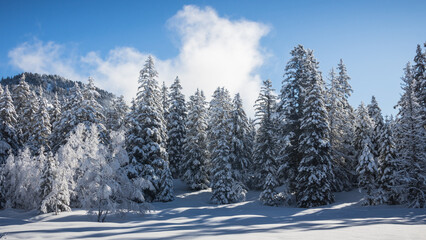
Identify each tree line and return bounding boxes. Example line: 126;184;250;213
0;44;424;221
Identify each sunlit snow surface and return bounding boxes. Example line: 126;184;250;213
1;180;425;239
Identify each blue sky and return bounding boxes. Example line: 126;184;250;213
1;0;425;116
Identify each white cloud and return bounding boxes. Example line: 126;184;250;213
8;5;269;116
8;40;84;82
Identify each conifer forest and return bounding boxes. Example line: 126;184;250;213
0;43;424;226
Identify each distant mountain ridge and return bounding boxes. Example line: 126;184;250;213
0;72;115;108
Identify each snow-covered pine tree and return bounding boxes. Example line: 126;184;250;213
413;44;425;123
50;82;84;152
30;87;52;151
354;103;374;159
296;50;334;208
209;87;246;204
357;136;378;206
126;56;173;202
161;81;169;120
40;151;71;214
167;76;187;178
395;62;425;208
254;80;282;206
12;74;38;145
367;96;384;160
49;93;62;130
105;95;128;131
276;45;309;192
182;89;210;190
81;77;107;143
229;93;252;187
326;61;356;192
0;86;20;164
376;117;402;205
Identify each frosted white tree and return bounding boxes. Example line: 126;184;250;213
39;148;71;214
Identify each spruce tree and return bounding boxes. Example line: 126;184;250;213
30;87;52;151
0;86;20;164
276;45;309;192
254;80;281;206
49;93;62;129
12;74;38;144
209;87;246;204
367;96;384;160
81;77;107;143
106;95;128;131
395;62;425;208
126;56;173;202
167;76;187;178
230;93;252;186
182;89;210;190
357;136;378;206
50;83;84;152
326;60;356;191
296;50;334;208
376;118;402;205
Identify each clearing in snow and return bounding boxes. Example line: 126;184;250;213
0;180;425;240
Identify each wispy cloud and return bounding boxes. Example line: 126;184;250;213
8;5;269;116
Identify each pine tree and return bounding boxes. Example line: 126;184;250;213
357;137;378;206
106;95;128;131
296;50;334;208
395;62;425;208
367;96;384;160
126;56;173;202
0;86;20;164
354;103;374;158
12;74;38;145
50;83;84;152
413;44;425;119
376;118;402;205
254;80;282;206
229;94;252;186
30;87;52;151
167;76;187;178
182;89;210;190
209;87;246;204
276;45;309;192
161;81;169;120
326;60;356;191
81;77;107;143
49;93;62;129
40;151;71;214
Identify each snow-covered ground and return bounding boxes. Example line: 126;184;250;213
1;180;425;240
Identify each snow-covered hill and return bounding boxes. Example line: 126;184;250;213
0;180;425;239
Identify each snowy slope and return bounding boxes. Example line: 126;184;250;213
0;180;425;240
